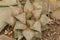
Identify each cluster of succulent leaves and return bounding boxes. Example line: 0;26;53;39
13;0;52;40
0;0;52;40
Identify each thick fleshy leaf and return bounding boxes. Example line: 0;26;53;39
24;0;33;12
0;20;7;32
14;30;23;40
15;13;26;24
0;0;17;6
0;35;16;40
0;7;16;25
6;16;16;26
40;14;52;25
41;25;49;31
34;31;41;38
33;0;42;9
31;37;40;40
23;29;34;40
30;21;41;32
0;7;15;25
32;9;42;20
9;6;21;16
27;20;35;27
14;21;27;30
27;12;32;20
16;0;22;7
0;7;11;21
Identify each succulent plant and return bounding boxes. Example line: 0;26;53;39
0;0;52;40
13;0;52;40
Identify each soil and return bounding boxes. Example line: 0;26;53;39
42;20;60;40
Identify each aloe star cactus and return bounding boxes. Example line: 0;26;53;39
13;0;52;40
0;0;52;40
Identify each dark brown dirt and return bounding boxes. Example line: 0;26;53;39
42;21;60;40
